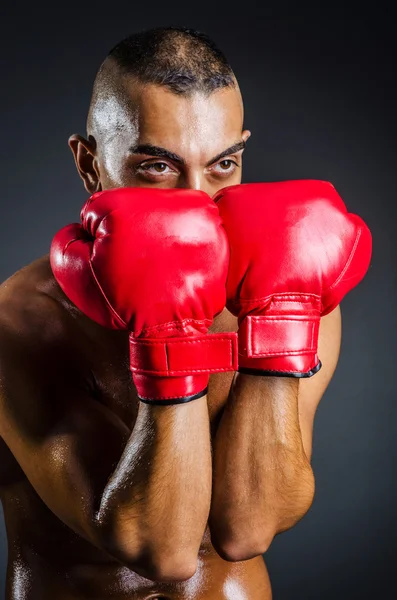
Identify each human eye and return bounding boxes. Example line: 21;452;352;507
137;161;175;175
210;159;239;177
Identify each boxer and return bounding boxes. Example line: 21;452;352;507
0;26;371;599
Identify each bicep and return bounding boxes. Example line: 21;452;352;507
0;330;130;545
298;305;342;462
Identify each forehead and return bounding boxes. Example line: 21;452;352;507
104;82;244;160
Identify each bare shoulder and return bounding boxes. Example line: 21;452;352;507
0;254;95;408
0;256;86;414
0;256;88;472
0;254;76;347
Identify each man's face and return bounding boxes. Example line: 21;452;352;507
70;81;250;197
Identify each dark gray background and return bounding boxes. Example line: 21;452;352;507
1;4;396;599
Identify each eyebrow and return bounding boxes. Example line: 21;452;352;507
128;140;246;167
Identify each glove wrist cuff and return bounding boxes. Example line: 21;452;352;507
130;332;238;402
238;299;321;377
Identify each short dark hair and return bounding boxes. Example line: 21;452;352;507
107;26;235;95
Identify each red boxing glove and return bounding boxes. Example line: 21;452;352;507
214;180;372;377
50;187;238;403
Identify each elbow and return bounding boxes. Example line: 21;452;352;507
94;515;198;582
292;464;316;523
270;468;316;536
211;470;316;563
98;529;198;582
211;528;275;563
114;548;198;583
131;552;198;583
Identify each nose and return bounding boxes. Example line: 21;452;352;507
176;171;215;197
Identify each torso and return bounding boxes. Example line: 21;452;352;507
0;256;272;599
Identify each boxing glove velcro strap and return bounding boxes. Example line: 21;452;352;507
239;313;321;358
130;332;238;375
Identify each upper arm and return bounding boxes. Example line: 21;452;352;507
298;305;342;461
0;297;130;547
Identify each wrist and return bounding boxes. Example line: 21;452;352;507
233;371;299;400
130;332;239;403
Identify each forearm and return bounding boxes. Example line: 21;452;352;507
97;396;212;571
209;374;314;559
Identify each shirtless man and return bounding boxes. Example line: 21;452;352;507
0;27;370;599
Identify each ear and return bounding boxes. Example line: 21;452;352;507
68;134;102;194
242;129;251;143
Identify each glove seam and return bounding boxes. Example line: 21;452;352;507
245;317;319;322
63;236;80;254
133;366;235;374
132;334;236;345
88;259;127;329
234;292;322;307
164;342;170;371
244;349;316;357
323;225;362;296
138;318;212;336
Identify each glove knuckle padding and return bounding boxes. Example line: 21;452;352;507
53;188;229;334
214;180;372;376
51;187;238;402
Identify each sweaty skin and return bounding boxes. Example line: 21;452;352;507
0;79;341;599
